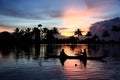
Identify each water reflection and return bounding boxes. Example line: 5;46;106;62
59;44;88;56
0;44;120;80
0;44;119;65
0;44;120;64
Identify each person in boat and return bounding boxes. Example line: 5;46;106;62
82;49;87;59
82;49;87;58
80;49;87;58
60;49;67;58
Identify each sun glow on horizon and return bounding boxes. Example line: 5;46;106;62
60;29;87;37
61;31;74;37
0;26;13;32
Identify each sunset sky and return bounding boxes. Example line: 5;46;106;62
0;0;120;36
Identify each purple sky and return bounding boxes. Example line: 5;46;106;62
0;0;120;36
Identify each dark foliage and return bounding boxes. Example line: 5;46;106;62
0;24;120;45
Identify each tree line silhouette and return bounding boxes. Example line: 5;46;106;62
0;24;120;45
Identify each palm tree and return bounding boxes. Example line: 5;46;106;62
25;28;31;33
23;28;33;43
33;27;40;44
86;31;92;38
43;28;48;33
38;24;42;28
13;28;24;39
42;27;48;39
52;27;59;34
19;29;25;36
14;28;20;34
74;29;82;40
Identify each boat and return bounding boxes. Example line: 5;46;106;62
45;53;106;61
45;49;106;61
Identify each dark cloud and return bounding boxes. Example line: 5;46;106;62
0;9;62;19
0;7;46;20
49;13;62;18
92;15;113;19
48;10;63;18
93;13;120;20
0;7;63;20
0;24;14;28
0;0;64;20
84;0;118;12
89;17;120;40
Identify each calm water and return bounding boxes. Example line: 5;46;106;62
0;44;120;80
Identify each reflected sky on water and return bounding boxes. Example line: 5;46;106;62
0;44;120;80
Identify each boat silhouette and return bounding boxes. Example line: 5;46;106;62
45;49;106;61
44;49;106;66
